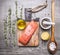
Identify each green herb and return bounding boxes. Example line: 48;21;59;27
12;20;16;34
7;8;12;46
4;36;7;39
12;28;15;34
20;6;23;19
8;8;12;36
13;39;16;47
8;8;11;15
5;39;8;46
3;17;8;46
11;20;16;47
3;18;7;36
4;34;7;38
15;1;18;18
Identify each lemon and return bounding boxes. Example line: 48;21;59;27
17;19;26;30
41;32;50;40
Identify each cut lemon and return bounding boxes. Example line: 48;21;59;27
41;32;50;41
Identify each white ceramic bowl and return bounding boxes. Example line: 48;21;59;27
40;17;51;29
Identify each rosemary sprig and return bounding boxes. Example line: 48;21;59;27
3;18;7;37
6;8;12;47
12;21;16;34
20;6;23;19
3;17;8;46
15;1;18;18
8;8;12;37
12;20;16;47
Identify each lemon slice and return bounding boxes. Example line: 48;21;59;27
41;32;50;40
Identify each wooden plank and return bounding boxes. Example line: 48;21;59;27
17;21;39;46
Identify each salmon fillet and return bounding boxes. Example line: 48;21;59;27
18;20;38;45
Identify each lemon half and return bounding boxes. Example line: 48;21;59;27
41;32;50;41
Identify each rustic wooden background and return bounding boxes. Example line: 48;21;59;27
0;0;60;55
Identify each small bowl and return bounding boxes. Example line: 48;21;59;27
17;19;26;30
40;17;51;30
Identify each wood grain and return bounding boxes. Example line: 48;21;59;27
17;22;39;46
51;0;55;41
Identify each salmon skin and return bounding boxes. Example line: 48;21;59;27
19;20;38;45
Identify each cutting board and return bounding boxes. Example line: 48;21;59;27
17;20;39;46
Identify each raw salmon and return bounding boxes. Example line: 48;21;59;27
18;20;38;45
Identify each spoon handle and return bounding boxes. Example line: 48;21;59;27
51;0;55;42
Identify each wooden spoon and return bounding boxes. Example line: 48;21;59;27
47;0;57;54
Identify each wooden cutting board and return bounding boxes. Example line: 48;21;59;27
17;21;39;46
